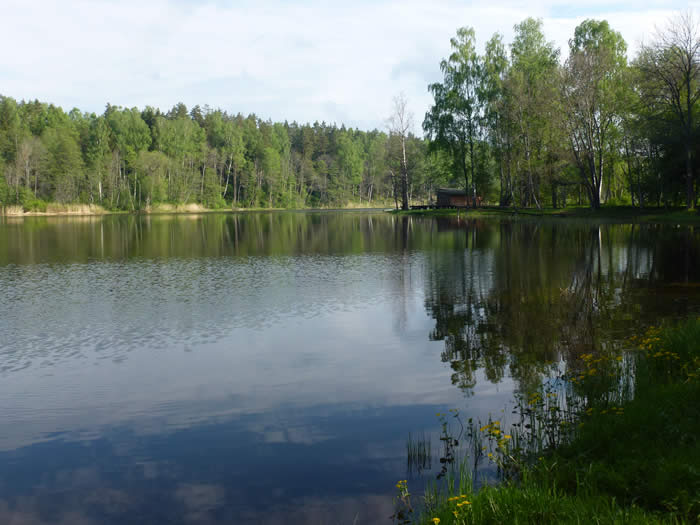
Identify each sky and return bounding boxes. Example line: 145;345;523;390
1;0;697;131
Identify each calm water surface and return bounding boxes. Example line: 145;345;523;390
1;212;699;524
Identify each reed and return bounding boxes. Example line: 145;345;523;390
396;318;700;524
406;432;432;475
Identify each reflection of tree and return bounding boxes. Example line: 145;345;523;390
1;212;443;264
391;216;414;332
422;219;700;396
424;219;504;393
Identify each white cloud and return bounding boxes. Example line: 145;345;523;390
0;0;694;130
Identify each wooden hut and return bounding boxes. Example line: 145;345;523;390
436;188;481;207
436;188;467;207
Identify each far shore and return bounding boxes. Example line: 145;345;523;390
391;204;700;225
0;203;394;218
3;203;700;225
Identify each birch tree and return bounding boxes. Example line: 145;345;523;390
387;92;414;210
424;27;482;207
562;20;628;209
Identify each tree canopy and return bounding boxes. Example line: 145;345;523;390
0;101;428;210
424;13;700;210
2;11;699;212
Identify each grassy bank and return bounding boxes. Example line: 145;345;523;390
390;205;700;225
1;203;116;216
0;201;392;217
399;319;700;524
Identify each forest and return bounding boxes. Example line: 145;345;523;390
0;12;698;212
0;100;431;211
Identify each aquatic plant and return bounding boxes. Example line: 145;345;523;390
396;318;700;524
407;432;432;475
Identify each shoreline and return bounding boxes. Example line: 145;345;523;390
3;203;699;225
391;205;700;225
0;204;393;218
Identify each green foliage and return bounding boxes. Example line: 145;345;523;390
3;13;698;211
564;19;629;209
405;318;700;524
633;13;700;209
423;14;700;211
0;169;11;204
22;197;47;213
41;126;84;202
420;481;674;524
424;27;483;203
0;96;23;164
0;98;428;209
545;321;700;518
106;106;152;165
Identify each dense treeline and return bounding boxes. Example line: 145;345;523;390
424;12;700;209
0;99;432;211
1;12;698;212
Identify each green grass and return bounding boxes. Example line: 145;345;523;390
402;319;700;524
390;205;700;224
424;482;677;524
548;380;700;517
548;321;700;519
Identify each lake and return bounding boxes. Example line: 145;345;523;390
0;211;699;524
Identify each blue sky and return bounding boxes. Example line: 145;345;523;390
2;0;696;130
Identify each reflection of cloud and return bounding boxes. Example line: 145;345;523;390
259;424;331;445
0;500;96;525
84;488;132;515
54;466;100;488
241;494;395;525
0;241;462;451
0;398;437;524
0;492;395;525
176;484;226;524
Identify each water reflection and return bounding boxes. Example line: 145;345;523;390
0;213;698;524
0;403;439;525
423;220;700;397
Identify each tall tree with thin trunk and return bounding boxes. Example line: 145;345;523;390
424;27;482;207
387;93;413;210
482;33;513;206
562;19;628;209
636;11;700;209
509;18;560;209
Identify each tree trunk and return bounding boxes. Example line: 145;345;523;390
686;144;695;209
686;70;695;210
468;125;477;208
498;158;503;205
400;136;409;210
390;170;398;210
461;143;469;207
